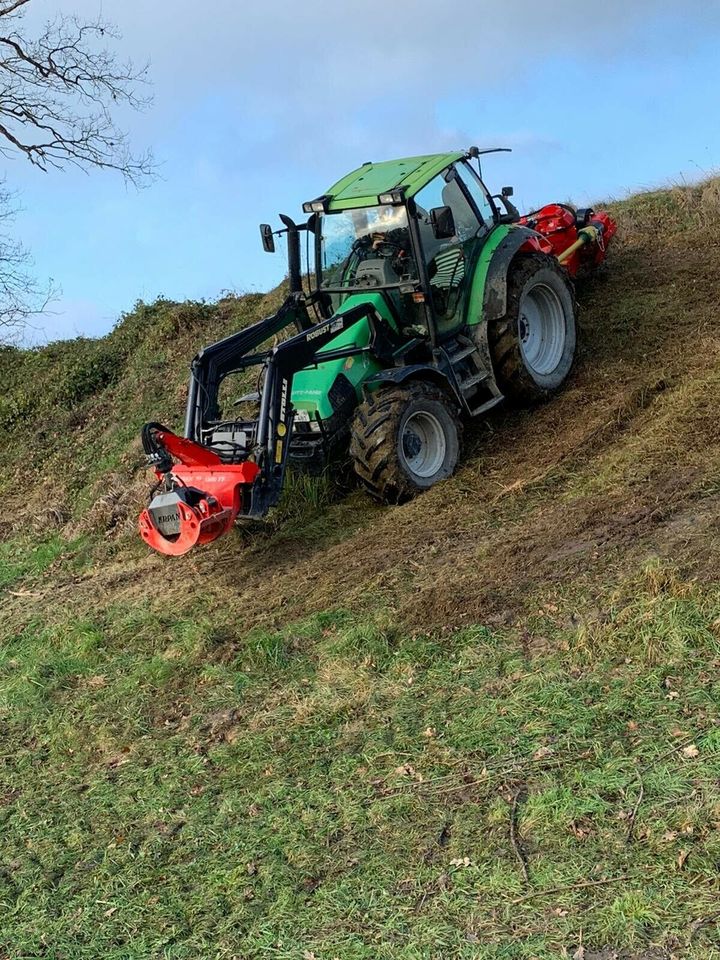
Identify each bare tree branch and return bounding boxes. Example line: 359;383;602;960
0;1;152;336
0;182;54;338
0;6;152;183
0;2;32;17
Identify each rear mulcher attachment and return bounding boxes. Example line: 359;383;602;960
139;149;616;557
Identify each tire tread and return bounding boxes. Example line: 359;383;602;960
349;382;461;504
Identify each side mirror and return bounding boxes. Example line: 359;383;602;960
429;205;456;240
493;188;520;223
259;223;275;253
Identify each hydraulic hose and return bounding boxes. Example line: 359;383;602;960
141;422;173;473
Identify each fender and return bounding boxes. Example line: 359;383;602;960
364;363;454;394
466;224;550;328
463;225;550;387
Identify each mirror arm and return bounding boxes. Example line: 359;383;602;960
493;195;520;222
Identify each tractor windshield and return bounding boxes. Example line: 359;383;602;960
316;205;418;301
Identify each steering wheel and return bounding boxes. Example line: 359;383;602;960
372;239;404;258
351;236;404;257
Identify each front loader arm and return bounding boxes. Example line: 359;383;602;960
248;301;381;515
184;294;310;442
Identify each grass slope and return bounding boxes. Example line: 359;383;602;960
2;181;720;959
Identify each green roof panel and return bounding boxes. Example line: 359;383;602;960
325;152;464;210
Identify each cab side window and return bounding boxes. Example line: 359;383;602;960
455;161;496;228
415;172;481;321
415;173;481;245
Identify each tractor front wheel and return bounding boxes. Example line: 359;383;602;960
489;253;577;403
350;382;461;504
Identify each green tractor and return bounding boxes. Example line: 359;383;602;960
139;148;616;556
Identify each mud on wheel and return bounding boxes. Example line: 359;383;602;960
350;381;461;504
489;252;577;403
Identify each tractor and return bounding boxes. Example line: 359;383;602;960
139;148;616;556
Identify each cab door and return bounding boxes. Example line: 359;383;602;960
413;163;495;339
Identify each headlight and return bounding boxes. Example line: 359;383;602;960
378;190;404;205
302;196;330;214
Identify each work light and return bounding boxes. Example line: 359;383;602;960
378;190;404;205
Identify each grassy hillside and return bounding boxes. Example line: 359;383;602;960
2;181;720;959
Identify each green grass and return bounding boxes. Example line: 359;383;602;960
0;535;79;589
4;178;720;957
1;556;720;958
0;293;275;516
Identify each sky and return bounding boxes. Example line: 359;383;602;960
9;0;720;342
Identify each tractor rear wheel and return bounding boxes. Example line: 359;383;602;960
489;253;576;403
350;382;461;504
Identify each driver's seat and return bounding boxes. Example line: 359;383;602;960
353;256;400;287
429;246;465;290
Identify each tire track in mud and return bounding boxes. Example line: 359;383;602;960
11;238;720;636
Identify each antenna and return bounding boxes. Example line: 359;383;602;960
466;146;513;177
467;146;513;158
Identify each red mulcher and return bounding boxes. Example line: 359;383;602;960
138;426;260;556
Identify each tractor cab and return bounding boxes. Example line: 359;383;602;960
306;151;508;343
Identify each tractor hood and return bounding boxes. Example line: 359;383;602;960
291;293;394;420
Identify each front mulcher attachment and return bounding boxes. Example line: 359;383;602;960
139;423;260;557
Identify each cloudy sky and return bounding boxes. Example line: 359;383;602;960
11;0;720;341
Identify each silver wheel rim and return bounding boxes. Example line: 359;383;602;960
401;411;446;478
518;282;566;376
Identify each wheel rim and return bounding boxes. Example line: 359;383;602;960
518;282;566;377
400;411;447;479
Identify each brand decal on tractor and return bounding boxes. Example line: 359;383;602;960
279;377;289;421
139;147;616;557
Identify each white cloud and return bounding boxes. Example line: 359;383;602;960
17;0;715;176
25;1;710;111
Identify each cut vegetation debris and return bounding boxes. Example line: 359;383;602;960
1;178;720;958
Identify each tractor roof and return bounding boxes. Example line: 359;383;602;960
324;152;465;211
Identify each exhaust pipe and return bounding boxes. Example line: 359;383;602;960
279;214;303;295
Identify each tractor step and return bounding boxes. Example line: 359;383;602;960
467;396;504;417
447;343;478;364
442;335;497;408
459;372;490;392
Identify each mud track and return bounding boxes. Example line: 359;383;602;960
26;233;716;641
